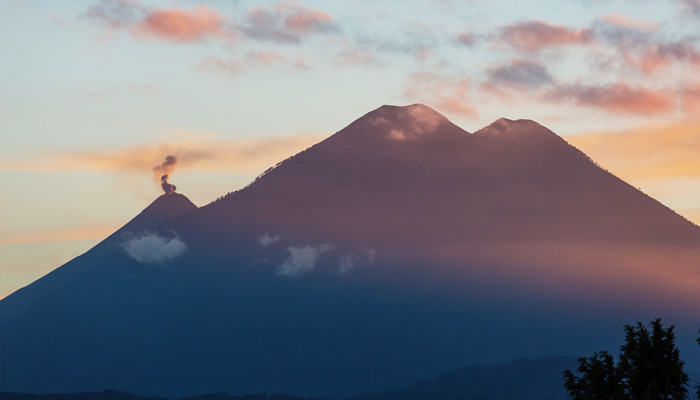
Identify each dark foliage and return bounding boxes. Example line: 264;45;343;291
564;319;689;400
563;351;625;399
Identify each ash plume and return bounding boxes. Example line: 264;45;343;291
153;155;177;194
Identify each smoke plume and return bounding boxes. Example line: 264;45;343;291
153;155;177;194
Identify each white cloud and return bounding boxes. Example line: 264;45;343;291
258;232;282;246
122;231;186;264
277;244;332;277
338;248;376;275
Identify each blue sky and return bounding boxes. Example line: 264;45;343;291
1;0;699;298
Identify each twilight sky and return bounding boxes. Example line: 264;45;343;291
1;0;699;299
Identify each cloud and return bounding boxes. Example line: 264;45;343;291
590;16;700;76
681;82;700;113
599;13;659;33
544;82;676;115
338;248;376;275
403;71;477;117
334;43;377;66
0;224;116;245
629;40;700;75
485;59;553;91
498;20;593;53
276;244;332;276
241;0;336;43
130;5;228;42
258;233;281;246
81;0;335;44
567;118;700;180
0;133;321;173
82;0;145;29
679;0;700;15
122;231;186;264
195;50;305;75
454;32;476;47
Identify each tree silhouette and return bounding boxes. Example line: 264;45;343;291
696;328;700;400
564;319;688;400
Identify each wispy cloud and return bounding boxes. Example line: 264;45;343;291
122;231;187;264
258;233;282;247
403;71;476;116
0;224;117;245
81;0;334;44
241;0;336;44
484;59;553;91
497;20;593;53
196;50;308;75
277;244;332;276
338;248;376;275
0;133;321;173
82;0;144;29
544;82;676;115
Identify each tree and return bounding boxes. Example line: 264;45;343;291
564;319;689;400
696;328;700;400
563;351;625;400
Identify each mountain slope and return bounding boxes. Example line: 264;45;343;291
1;105;698;398
0;193;197;322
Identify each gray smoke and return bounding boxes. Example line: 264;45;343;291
153;155;177;194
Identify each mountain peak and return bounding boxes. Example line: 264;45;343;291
475;118;545;136
119;192;197;234
344;104;466;142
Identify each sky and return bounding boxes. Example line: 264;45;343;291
1;0;699;299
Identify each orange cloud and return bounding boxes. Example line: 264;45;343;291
567;119;700;180
131;6;227;42
498;20;593;53
0;225;117;245
0;134;322;173
403;71;477;116
544;82;675;115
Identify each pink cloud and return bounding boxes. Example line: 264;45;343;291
498;20;593;53
404;71;476;116
630;40;700;74
600;13;659;32
82;0;335;44
131;6;227;42
545;82;676;115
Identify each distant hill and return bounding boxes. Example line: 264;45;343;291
0;357;579;400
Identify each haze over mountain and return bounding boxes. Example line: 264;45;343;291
1;105;698;399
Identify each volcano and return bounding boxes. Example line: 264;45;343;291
1;105;698;398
